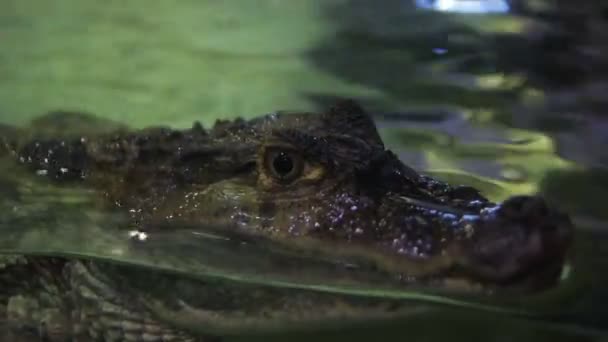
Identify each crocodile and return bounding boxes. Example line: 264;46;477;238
0;100;573;341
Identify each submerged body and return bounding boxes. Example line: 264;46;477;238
0;101;572;341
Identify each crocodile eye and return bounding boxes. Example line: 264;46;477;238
264;148;304;183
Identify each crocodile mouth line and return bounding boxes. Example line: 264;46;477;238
426;258;573;295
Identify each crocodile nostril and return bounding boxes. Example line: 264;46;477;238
551;214;574;244
458;195;573;286
521;196;549;217
450;185;483;201
497;195;559;227
498;195;529;219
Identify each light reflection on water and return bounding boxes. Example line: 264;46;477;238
414;0;510;14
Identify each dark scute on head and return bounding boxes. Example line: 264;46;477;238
322;99;384;148
211;117;248;138
322;134;384;171
190;121;206;135
269;100;391;173
306;99;386;170
354;150;422;196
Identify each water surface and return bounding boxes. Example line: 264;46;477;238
1;0;607;341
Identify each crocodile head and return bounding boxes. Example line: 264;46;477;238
48;99;569;293
5;100;575;339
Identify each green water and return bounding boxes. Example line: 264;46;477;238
1;0;607;341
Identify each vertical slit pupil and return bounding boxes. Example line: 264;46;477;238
273;152;294;176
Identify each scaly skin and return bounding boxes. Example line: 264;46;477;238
0;100;573;341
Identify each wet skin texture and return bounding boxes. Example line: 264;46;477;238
0;100;572;341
